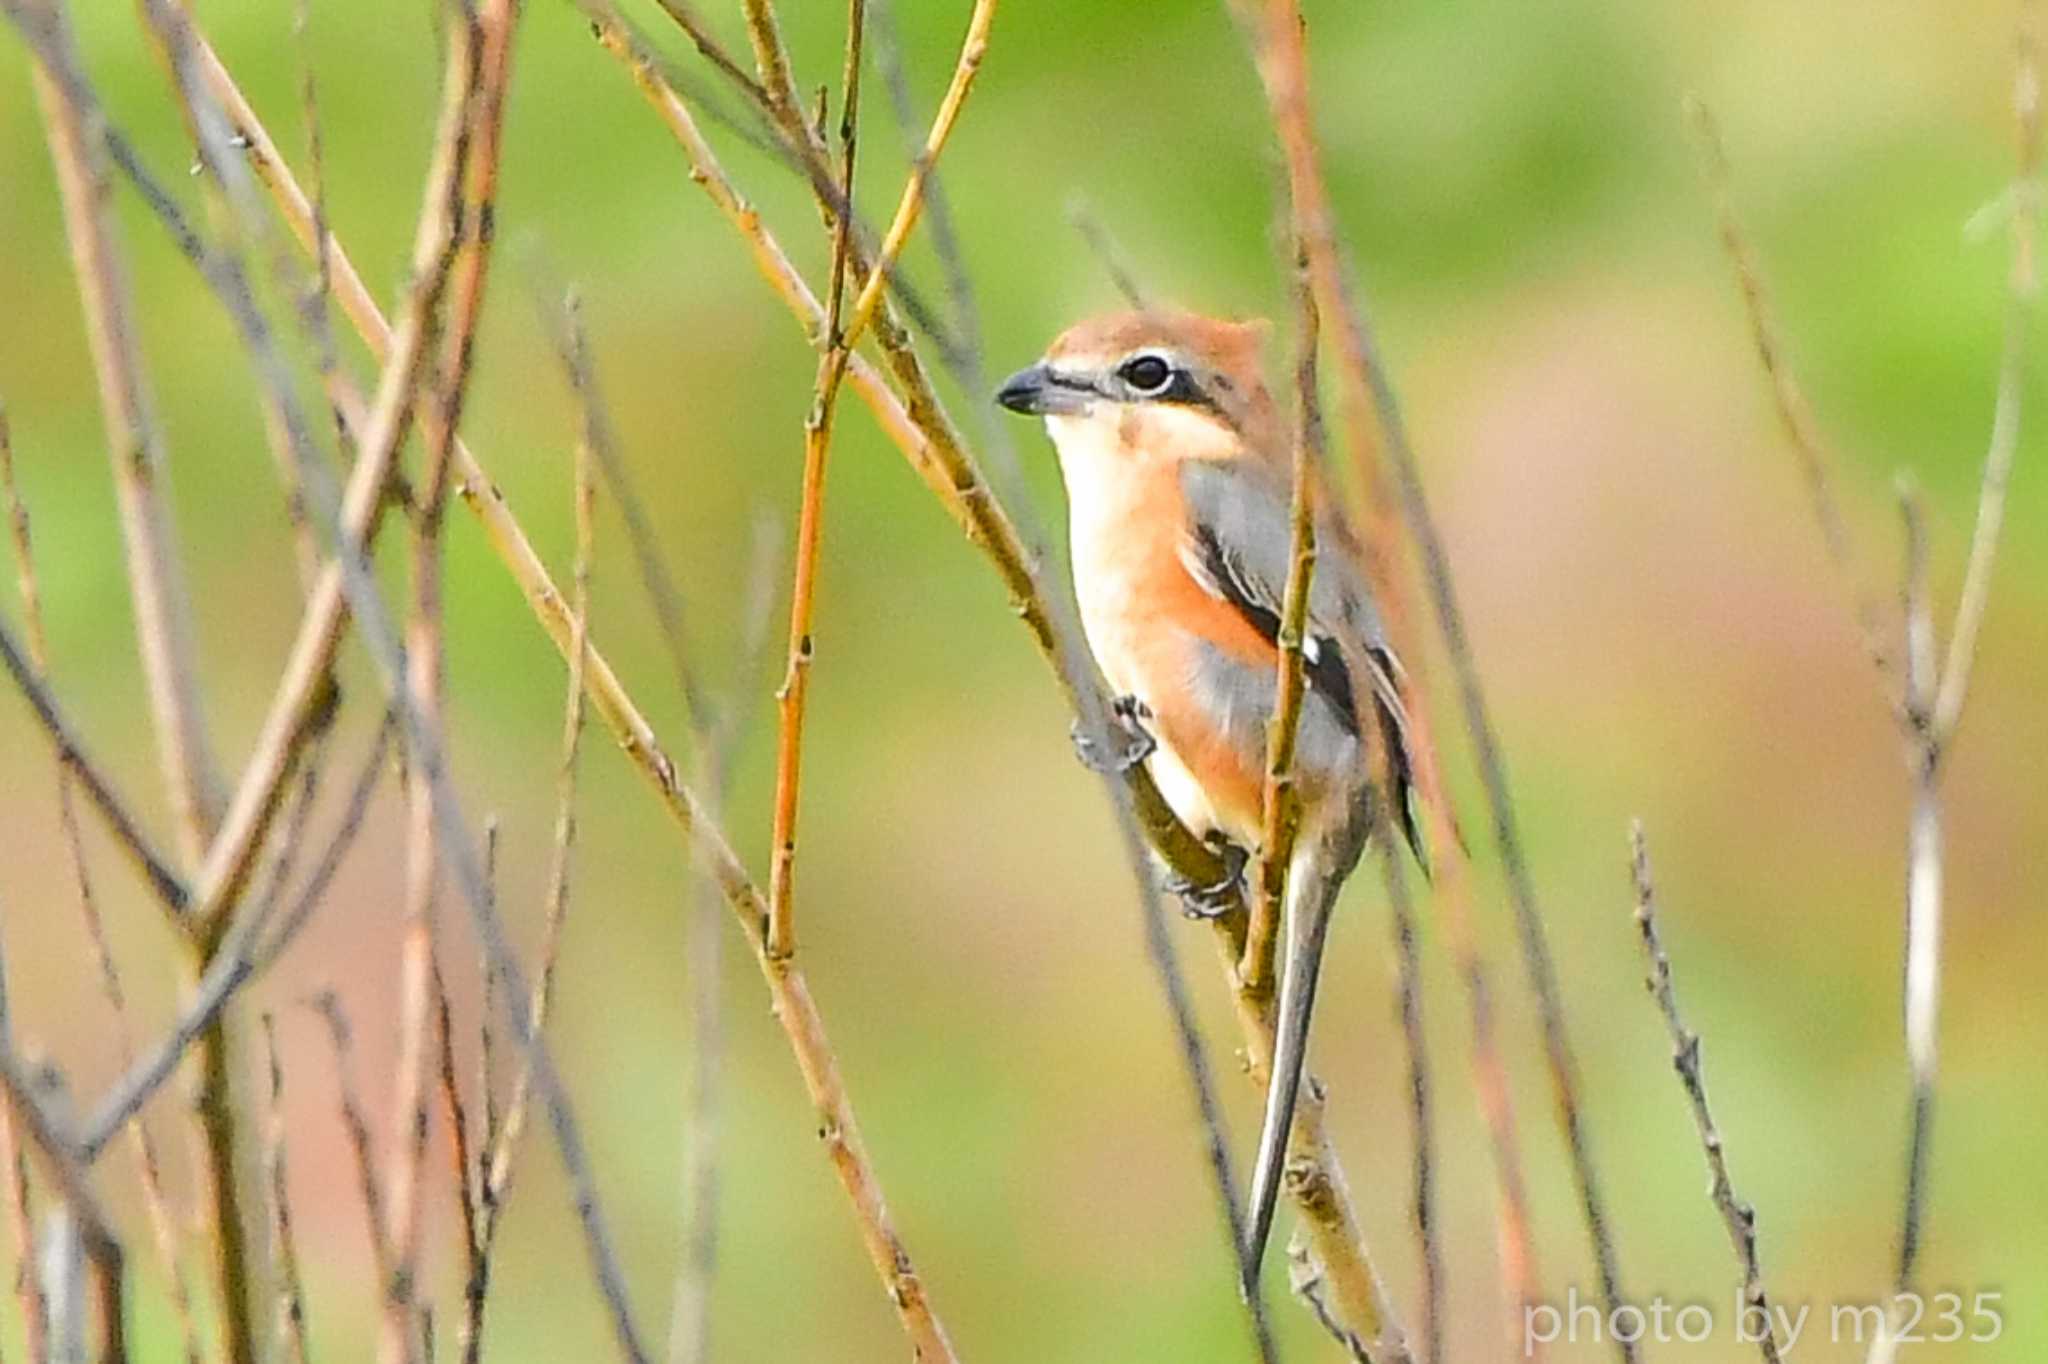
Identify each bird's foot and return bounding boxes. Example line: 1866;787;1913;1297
1071;694;1156;774
1165;837;1248;919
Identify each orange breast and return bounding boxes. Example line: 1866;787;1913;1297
1066;451;1274;846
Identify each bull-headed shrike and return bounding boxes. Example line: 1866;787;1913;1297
999;308;1419;1294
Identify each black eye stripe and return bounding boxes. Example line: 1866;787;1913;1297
1159;369;1209;406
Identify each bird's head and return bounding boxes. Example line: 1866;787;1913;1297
995;310;1279;473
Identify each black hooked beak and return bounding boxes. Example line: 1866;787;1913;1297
995;362;1093;416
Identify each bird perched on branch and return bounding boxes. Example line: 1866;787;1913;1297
997;309;1419;1295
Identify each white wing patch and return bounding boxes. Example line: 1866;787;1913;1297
1177;533;1224;600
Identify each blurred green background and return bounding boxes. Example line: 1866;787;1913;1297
1;1;2043;1360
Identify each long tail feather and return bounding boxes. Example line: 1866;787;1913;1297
1241;851;1341;1297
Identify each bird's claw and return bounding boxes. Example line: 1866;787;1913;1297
1071;694;1156;774
1164;838;1248;919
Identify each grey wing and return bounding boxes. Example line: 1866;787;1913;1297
1177;458;1423;859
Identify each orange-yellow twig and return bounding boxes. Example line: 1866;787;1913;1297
1240;245;1321;995
766;0;867;961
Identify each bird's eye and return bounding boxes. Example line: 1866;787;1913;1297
1118;354;1174;395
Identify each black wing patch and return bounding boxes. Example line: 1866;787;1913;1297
1366;641;1426;869
1188;523;1359;736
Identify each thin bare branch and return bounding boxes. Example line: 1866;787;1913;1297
1381;851;1441;1364
309;990;393;1289
1137;861;1282;1364
293;0;346;444
483;291;601;1257
668;519;779;1364
1886;26;2039;1343
669;815;727;1364
1209;908;1407;1361
1935;8;2040;741
1065;200;1153;311
0;616;190;914
649;0;991;399
432;957;484;1364
432;0;520;474
258;1015;311;1364
1894;481;1942;1301
652;0;768;108
1239;228;1363;1345
25;758;337;1199
574;348;716;737
123;0;348;612
477;817;502;1170
1630;823;1783;1364
0;408;190;939
93;1233;129;1364
0;880;47;1364
454;818;502;1364
19;0;225;872
1686;96;1897;688
1859;487;1944;1364
384;462;447;1337
248;728;334;945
